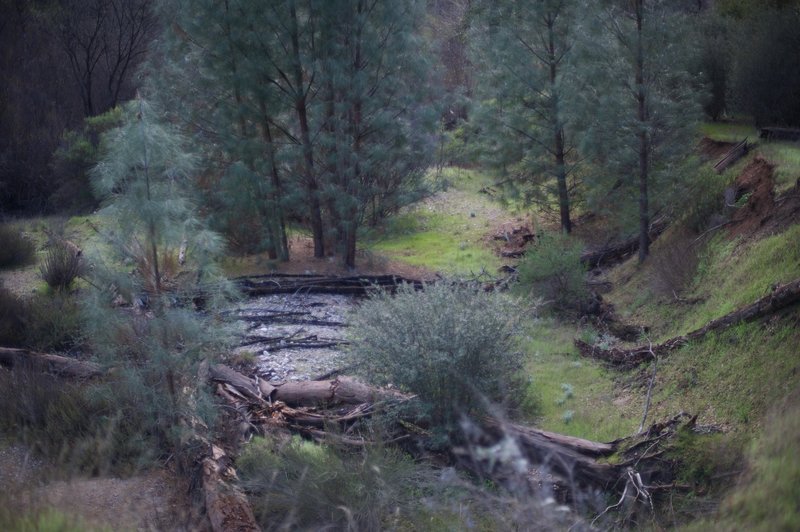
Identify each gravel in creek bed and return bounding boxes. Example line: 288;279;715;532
231;293;354;382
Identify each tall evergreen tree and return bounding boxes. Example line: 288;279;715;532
472;0;582;233
87;96;230;465
160;0;434;268
316;0;435;267
579;0;702;261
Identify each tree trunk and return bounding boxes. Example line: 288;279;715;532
547;14;571;234
0;347;102;379
258;98;289;261
202;443;261;532
576;277;800;368
289;0;325;258
635;0;650;263
579;217;668;269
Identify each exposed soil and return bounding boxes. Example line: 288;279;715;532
698;137;738;161
485;218;536;258
0;442;203;531
728;156;777;237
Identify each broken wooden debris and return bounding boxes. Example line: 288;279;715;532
235;274;424;297
579;218;670;269
713;137;749;174
576;277;800;369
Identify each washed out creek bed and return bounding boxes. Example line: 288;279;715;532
231;293;354;381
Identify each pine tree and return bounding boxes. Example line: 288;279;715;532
316;0;435;267
87;96;230;465
579;0;702;261
162;0;435;268
472;0;583;233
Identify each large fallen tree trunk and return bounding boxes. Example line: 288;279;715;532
576;277;800;369
209;363;407;407
0;347;103;379
580;218;669;269
713;138;749;174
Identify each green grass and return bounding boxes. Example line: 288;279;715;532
520;319;638;442
683;392;800;532
699;122;758;143
0;508;106;532
609;224;800;340
368;212;501;275
700;120;800;192
649;319;800;429
364;168;508;276
758;142;800;192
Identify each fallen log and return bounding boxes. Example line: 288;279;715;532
576;277;800;368
580;218;669;269
211;364;692;501
0;347;103;379
209;364;407;407
235;274;424;297
713;138;749;174
202;444;261;532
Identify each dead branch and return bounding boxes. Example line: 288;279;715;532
576;278;800;369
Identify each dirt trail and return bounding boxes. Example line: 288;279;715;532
1;442;202;531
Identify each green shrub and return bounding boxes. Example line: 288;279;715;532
682;166;730;233
516;232;586;309
347;282;526;435
0;285;26;346
0;225;36;269
40;241;84;291
238;436;425;531
0;287;83;351
0;367;93;459
22;293;84;352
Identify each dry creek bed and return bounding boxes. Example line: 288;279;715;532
231;293;354;382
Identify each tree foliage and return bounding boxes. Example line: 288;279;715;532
578;0;702;260
472;0;583;233
730;6;800;127
86;97;231;467
157;0;436;267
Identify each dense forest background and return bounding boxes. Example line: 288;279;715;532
3;0;799;220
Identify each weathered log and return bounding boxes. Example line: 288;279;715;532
713;138;749;174
235;274;424;297
202;444;261;532
577;277;800;368
209;364;407;407
0;347;103;379
580;218;669;269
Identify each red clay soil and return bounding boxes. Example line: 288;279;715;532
725;154;800;239
728;156;777;238
698;137;738;161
